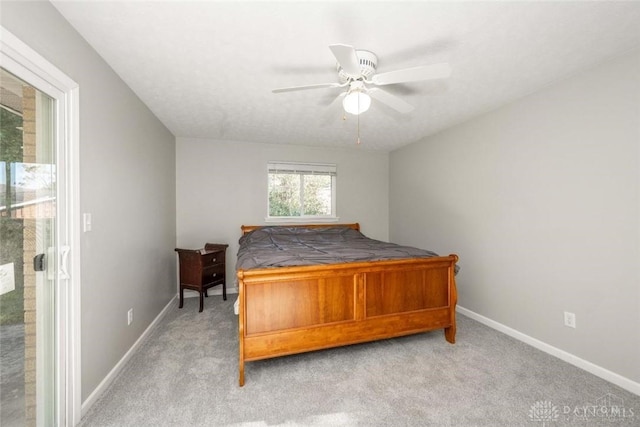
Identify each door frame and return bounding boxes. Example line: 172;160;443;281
0;26;81;426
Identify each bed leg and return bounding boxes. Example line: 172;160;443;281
239;360;245;387
445;325;456;344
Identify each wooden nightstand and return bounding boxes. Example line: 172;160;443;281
175;243;228;312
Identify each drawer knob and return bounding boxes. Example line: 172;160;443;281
212;258;217;262
212;273;217;277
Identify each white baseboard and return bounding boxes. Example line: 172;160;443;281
80;296;177;417
456;305;640;396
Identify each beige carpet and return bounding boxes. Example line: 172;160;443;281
80;296;639;426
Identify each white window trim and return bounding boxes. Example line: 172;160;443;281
266;161;339;223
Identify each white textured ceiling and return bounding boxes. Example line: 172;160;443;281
51;1;640;151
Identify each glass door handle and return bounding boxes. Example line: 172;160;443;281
59;245;71;279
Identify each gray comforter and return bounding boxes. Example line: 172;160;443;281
236;226;458;272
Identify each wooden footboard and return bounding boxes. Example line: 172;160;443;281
237;254;458;386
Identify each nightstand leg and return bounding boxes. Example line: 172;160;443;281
199;291;204;312
223;283;227;301
179;286;184;309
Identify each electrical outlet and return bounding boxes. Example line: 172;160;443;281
127;308;133;326
564;311;576;328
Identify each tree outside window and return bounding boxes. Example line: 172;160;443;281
268;162;336;219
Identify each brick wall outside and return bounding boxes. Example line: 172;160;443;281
22;85;37;427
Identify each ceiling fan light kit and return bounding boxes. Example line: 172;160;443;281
343;91;371;115
343;80;371;115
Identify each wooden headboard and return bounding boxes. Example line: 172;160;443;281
240;223;360;235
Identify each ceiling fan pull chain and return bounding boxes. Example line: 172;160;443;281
356;99;362;145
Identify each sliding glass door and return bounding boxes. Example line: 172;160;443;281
1;25;80;426
1;67;57;427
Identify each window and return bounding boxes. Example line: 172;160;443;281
267;162;337;221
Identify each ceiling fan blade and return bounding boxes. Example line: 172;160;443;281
327;91;346;108
329;44;362;78
272;82;342;93
320;92;347;126
368;88;414;114
371;62;451;86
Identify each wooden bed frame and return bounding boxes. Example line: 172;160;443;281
236;223;458;386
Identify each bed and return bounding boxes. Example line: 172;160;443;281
235;223;459;386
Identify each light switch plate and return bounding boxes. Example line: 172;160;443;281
83;213;92;232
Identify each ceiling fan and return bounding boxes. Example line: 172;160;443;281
272;44;451;116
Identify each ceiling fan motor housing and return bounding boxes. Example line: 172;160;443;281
338;50;378;82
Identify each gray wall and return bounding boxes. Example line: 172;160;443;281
176;137;389;291
1;1;177;402
4;0;637;409
390;50;640;384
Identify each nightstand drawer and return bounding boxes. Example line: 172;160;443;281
202;264;225;283
202;252;224;266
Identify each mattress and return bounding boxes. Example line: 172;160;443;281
235;225;455;271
